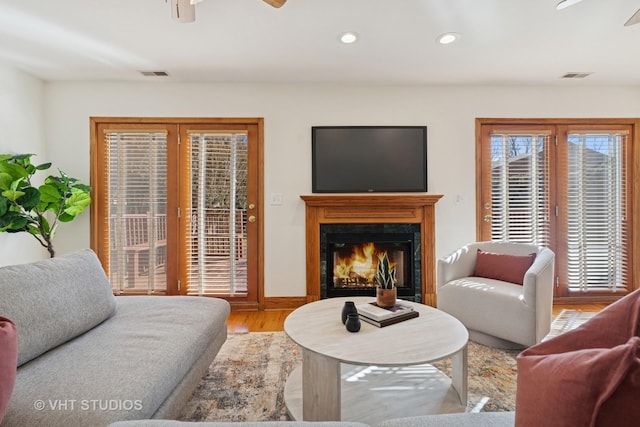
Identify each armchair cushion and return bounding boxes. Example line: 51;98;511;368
472;249;536;285
515;288;640;427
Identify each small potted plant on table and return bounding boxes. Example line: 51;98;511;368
375;252;397;308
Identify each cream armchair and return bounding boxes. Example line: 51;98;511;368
436;241;555;348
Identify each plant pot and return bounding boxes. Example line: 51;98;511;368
376;287;397;308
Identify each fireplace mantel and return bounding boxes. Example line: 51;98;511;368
300;193;443;306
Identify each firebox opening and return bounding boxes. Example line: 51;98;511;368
326;232;415;298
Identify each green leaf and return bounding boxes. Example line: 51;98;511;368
63;192;91;217
0;173;12;191
0;162;29;181
0;212;28;232
39;184;61;203
17;187;40;210
12;154;33;163
58;212;74;222
2;189;26;202
0;197;7;216
40;216;50;233
27;224;40;235
71;183;92;193
35;162;52;171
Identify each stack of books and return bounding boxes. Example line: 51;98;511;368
356;300;419;328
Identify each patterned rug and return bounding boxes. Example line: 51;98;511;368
179;331;520;422
179;309;603;421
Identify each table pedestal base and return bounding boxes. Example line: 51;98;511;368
284;363;467;424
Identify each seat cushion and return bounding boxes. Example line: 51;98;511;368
0;317;18;423
516;288;640;427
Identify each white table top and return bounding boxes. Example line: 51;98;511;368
284;297;468;366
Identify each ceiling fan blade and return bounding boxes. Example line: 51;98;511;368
625;8;640;26
262;0;287;8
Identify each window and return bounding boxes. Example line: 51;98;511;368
103;129;169;293
184;131;248;296
477;120;638;300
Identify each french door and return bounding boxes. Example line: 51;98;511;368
90;118;263;308
477;119;635;300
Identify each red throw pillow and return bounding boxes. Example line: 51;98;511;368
472;249;536;285
516;289;640;427
0;316;18;423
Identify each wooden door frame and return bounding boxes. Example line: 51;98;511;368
475;118;640;302
89;117;264;309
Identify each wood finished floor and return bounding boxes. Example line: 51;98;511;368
227;303;608;334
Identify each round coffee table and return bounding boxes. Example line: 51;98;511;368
283;297;469;423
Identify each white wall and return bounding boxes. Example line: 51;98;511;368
0;64;47;266
36;82;640;296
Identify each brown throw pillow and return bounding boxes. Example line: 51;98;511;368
0;316;18;423
472;249;536;285
515;289;640;427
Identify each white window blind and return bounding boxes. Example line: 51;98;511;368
185;132;248;296
565;132;628;292
104;131;168;294
489;132;551;246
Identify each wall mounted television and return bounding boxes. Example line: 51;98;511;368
311;126;428;193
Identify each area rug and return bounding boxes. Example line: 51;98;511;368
179;331;520;422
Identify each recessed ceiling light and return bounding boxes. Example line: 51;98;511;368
340;32;359;44
140;71;169;77
561;72;591;79
436;32;460;45
556;0;583;10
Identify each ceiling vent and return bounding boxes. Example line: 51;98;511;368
561;72;591;79
140;71;169;77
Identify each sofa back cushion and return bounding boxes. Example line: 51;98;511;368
0;249;116;366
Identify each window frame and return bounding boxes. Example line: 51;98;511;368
475;118;640;303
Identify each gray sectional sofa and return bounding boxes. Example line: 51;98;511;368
108;412;515;426
0;249;230;427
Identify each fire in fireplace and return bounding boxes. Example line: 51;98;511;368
326;232;415;298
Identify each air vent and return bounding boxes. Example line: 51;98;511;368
140;71;169;77
561;72;591;79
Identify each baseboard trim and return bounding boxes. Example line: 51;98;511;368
263;296;307;310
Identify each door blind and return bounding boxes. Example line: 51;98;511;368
104;131;168;294
565;132;628;292
185;132;248;296
489;132;551;246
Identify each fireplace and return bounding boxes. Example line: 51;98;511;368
321;225;420;300
300;194;443;306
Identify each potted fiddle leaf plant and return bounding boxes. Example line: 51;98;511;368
0;153;92;258
375;251;397;308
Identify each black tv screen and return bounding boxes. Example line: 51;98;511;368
312;126;427;193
